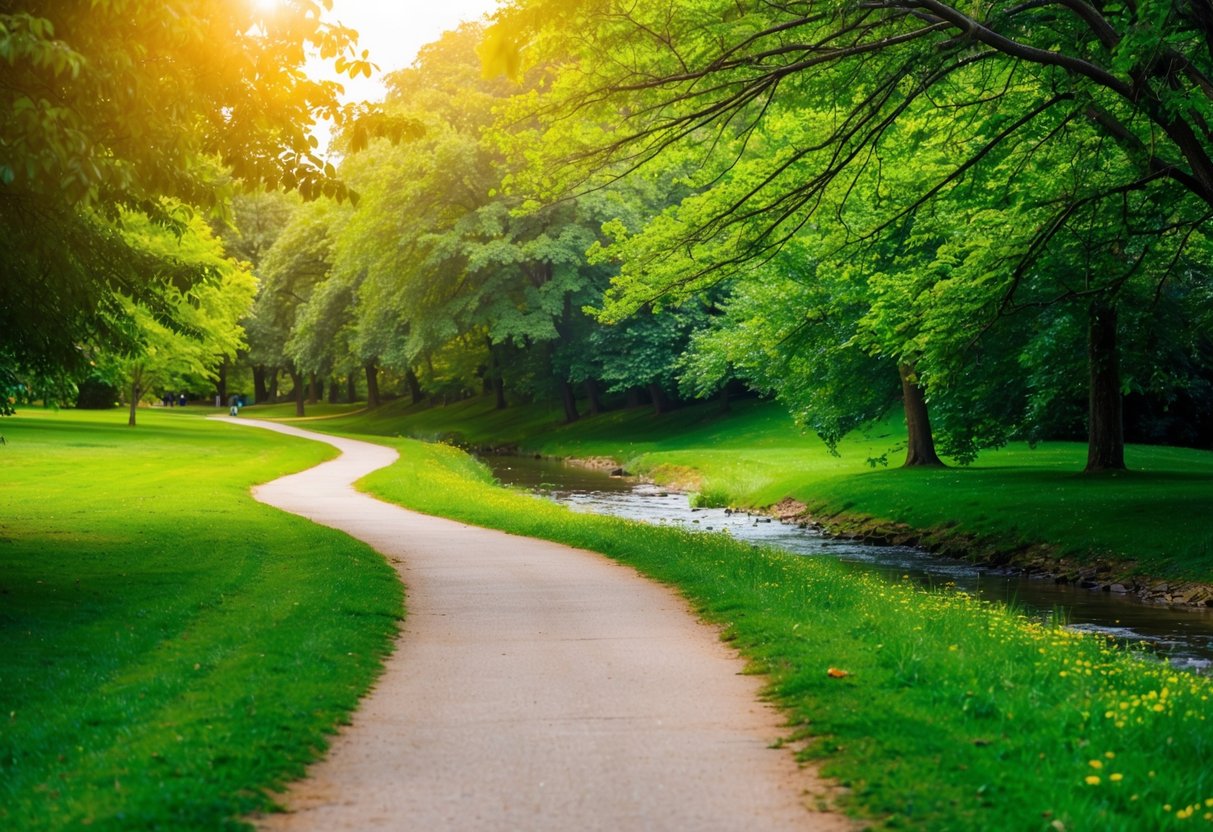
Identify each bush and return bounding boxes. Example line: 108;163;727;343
75;376;120;409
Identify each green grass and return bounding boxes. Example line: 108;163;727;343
0;409;403;831
333;431;1213;830
324;395;1213;582
235;401;367;420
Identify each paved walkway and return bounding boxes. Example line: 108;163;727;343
222;418;847;831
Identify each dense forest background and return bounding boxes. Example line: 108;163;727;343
5;0;1213;469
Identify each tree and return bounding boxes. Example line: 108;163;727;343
218;190;298;403
100;212;256;426
251;200;342;416
1;0;373;377
488;0;1213;469
333;23;630;417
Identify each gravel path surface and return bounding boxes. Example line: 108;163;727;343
223;418;848;832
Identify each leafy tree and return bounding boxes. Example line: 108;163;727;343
1;0;373;377
334;24;631;418
490;0;1213;468
250;199;342;416
99;212;256;426
217;190;298;403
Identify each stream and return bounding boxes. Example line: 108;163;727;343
482;454;1213;672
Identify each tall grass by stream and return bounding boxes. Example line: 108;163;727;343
351;433;1213;831
306;396;1213;584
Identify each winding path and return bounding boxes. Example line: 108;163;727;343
223;417;848;832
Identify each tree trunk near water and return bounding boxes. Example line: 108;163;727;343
584;379;603;416
485;339;507;409
649;382;669;416
1086;301;1126;472
365;362;381;408
899;363;944;467
560;380;580;423
405;368;423;405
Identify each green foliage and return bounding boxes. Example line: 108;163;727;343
488;0;1213;466
93;212;257;424
1;0;372;376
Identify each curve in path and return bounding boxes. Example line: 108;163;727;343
222;417;848;832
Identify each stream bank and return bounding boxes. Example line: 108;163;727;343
480;451;1213;670
553;450;1213;611
766;497;1213;609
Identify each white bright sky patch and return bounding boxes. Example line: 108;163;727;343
309;0;504;152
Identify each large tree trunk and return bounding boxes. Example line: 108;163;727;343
1086;301;1126;472
560;380;580;423
346;373;358;403
253;366;269;404
327;375;340;404
485;339;507;410
307;373;319;405
289;368;305;417
405;368;423;405
128;380;141;427
899;363;944;467
215;358;228;408
493;376;507;410
584;379;603;416
267;367;280;403
365;362;381;407
648;382;669;416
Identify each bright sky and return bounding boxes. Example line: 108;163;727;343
308;0;504;151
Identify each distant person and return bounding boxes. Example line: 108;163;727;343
178;393;187;407
228;395;239;416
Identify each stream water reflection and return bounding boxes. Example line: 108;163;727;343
483;454;1213;671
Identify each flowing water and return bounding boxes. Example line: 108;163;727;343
483;454;1213;671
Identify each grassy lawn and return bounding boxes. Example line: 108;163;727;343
235;402;368;421
6;401;1210;830
320;396;1213;583
320;430;1213;831
0;409;402;831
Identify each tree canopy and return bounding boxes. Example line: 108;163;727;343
1;0;371;376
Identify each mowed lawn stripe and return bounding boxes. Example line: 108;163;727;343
0;409;402;832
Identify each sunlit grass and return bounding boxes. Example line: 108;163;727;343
331;396;1213;581
237;401;367;420
0;409;402;831
341;432;1213;830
